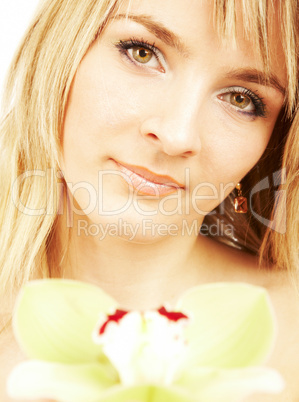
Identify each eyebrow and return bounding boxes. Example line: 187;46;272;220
225;69;286;96
112;13;189;55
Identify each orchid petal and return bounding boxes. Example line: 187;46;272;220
7;361;118;402
176;366;285;401
176;283;276;368
96;384;198;402
7;361;200;402
13;279;118;363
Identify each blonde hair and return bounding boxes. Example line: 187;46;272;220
0;0;298;316
0;0;119;311
212;0;299;275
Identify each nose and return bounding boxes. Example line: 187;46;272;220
139;81;203;157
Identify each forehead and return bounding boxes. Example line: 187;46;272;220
114;0;286;85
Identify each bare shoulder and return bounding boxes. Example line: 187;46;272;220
198;235;269;284
199;235;294;286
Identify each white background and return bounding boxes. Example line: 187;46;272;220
0;1;40;105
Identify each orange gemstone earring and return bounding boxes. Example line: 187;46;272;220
234;183;248;213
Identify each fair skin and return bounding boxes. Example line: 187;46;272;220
60;0;285;308
1;0;299;401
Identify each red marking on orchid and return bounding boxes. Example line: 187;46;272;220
158;307;188;322
99;309;129;335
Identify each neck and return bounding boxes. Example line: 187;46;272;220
53;210;212;310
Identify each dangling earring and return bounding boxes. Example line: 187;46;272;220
234;183;248;213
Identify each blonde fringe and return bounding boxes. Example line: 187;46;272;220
214;0;298;115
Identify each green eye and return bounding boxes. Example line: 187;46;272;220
132;47;153;64
230;93;251;109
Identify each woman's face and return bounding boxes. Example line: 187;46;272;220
61;0;285;239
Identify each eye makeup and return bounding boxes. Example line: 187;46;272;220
115;37;164;71
217;87;267;118
114;37;268;119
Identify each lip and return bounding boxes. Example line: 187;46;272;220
112;159;184;197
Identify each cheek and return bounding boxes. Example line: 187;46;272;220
61;53;148;177
187;130;271;213
200;116;273;186
63;67;138;146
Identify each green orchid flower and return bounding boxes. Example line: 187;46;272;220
7;280;284;402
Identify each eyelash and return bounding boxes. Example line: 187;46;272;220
115;38;267;118
218;87;267;118
115;37;162;67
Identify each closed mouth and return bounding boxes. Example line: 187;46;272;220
113;160;184;196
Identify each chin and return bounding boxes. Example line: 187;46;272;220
75;210;182;245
